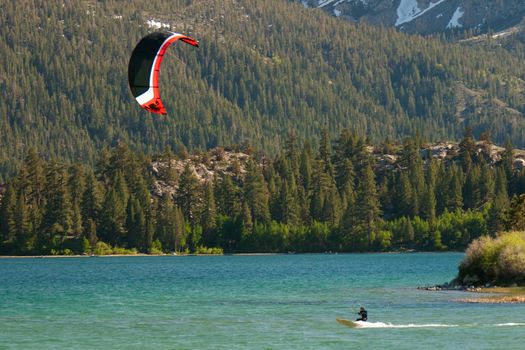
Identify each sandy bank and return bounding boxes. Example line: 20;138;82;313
457;287;525;304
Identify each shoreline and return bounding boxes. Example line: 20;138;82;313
0;251;462;259
0;253;276;258
420;284;525;304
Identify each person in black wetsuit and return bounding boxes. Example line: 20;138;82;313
356;307;367;321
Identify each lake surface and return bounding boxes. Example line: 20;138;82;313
1;253;524;349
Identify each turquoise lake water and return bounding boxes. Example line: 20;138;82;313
1;253;524;349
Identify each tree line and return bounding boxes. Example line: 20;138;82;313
2;128;525;255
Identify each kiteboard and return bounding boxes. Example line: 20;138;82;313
336;318;361;328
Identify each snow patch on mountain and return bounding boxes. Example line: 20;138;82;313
317;0;352;8
396;0;448;26
447;6;464;28
302;0;368;10
146;19;170;29
317;0;338;7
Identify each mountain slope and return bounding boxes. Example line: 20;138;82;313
301;0;525;35
1;0;525;178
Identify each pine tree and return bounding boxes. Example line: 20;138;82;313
0;184;16;247
40;162;73;245
17;152;45;251
22;148;45;209
176;163;200;226
95;148;112;186
402;217;415;244
156;194;171;251
274;180;291;225
318;128;333;176
309;160;330;221
377;175;392;219
216;174;241;218
352;137;371;177
494;167;510;204
99;188;126;246
478;158;495;205
244;159;270;224
435;161;448;215
284;130;300;179
125;196;145;250
85;218;98;252
297;183;310;226
201;181;218;244
335;158;355;207
113;171;130;211
145;205;155;253
352;163;381;250
487;192;510;236
174;206;186;253
299;141;312;191
506;194;525;231
396;171;413;217
458;127;476;173
68;164;85;237
81;170;103;230
421;157;437;224
446;164;463;212
501;139;516;195
333;129;355;198
13;192;32;253
241;201;253;237
321;180;342;227
400;137;424;217
462;164;481;210
131;174;151;211
339;197;356;250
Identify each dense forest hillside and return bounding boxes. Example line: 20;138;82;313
2;0;525;180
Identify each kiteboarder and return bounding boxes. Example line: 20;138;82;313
356;307;367;321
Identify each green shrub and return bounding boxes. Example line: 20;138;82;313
91;242;138;255
195;245;224;255
93;242;113;255
63;249;73;256
458;231;525;286
81;237;90;254
150;240;163;255
374;230;392;251
111;246;138;255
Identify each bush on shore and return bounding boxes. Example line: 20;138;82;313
92;242;138;256
194;246;224;255
457;231;525;286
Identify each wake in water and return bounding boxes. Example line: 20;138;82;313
354;321;458;328
352;321;525;329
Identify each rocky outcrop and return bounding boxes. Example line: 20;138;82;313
372;140;519;172
150;148;253;197
149;140;523;198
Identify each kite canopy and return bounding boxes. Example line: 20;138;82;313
128;31;199;115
